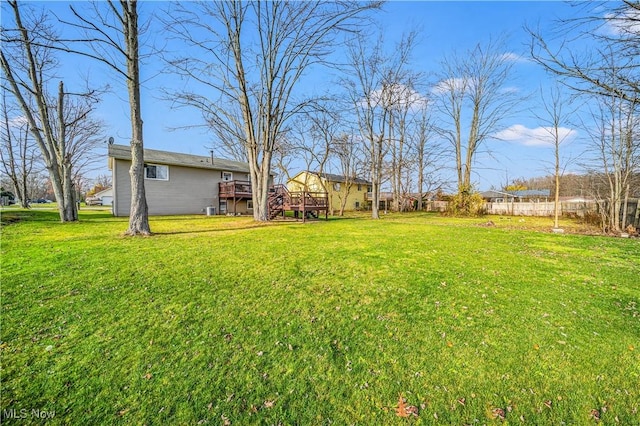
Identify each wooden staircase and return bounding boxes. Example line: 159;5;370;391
268;185;290;219
268;185;328;221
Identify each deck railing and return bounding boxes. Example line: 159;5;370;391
219;180;252;198
289;191;328;208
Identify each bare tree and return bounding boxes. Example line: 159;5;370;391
297;104;339;182
343;32;416;219
532;85;578;230
410;101;446;211
59;0;150;234
1;1;105;221
388;82;424;211
527;1;640;104
332;133;365;216
0;92;38;208
583;83;639;233
527;2;640;232
165;1;380;221
433;38;518;208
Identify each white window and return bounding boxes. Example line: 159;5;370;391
144;164;169;181
333;182;341;191
222;171;233;181
247;200;254;209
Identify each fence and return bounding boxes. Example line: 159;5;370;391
482;200;639;229
423;200;448;212
484;201;600;217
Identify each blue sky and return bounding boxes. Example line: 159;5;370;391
6;1;595;190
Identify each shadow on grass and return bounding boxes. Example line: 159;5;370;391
153;219;304;236
1;209;61;225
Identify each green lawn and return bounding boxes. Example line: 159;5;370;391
1;210;638;424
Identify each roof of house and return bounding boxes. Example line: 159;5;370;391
306;171;371;185
512;189;551;198
108;144;251;173
93;187;113;198
481;189;551;199
480;190;513;199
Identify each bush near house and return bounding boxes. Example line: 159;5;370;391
1;211;638;424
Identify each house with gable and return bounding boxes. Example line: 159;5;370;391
108;144;253;216
287;171;371;213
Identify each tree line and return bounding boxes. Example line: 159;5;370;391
2;1;638;233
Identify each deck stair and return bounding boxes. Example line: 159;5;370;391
219;181;328;221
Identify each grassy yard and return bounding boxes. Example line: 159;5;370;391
1;210;638;424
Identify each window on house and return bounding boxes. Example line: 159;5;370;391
220;200;227;213
247;200;254;209
355;201;360;209
222;171;233;181
333;183;341;191
367;186;372;192
144;164;169;180
357;184;362;191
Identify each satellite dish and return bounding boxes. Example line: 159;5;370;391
108;137;114;145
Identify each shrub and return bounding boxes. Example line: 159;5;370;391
444;185;485;217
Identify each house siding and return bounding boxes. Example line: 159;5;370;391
113;158;225;216
287;171;368;212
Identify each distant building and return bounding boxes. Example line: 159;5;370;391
480;189;550;202
108;144;252;216
93;187;113;206
287;171;371;212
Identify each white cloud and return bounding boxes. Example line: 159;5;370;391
369;83;428;109
494;124;578;147
500;52;529;63
430;77;467;95
8;116;28;128
604;7;640;36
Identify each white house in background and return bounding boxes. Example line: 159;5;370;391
93;187;113;206
108;144;252;216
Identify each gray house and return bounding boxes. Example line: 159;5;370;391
108;144;252;216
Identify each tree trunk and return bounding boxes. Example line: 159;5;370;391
370;135;383;219
123;1;150;236
622;183;629;230
554;139;560;229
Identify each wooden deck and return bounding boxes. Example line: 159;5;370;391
219;181;328;220
269;185;328;221
219;180;252;199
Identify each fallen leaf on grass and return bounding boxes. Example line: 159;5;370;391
116;408;130;417
544;400;552;409
264;400;275;409
395;394;418;418
396;394;408;417
533;344;540;350
406;405;419;417
590;408;600;420
446;341;453;348
143;373;152;380
492;407;505;420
